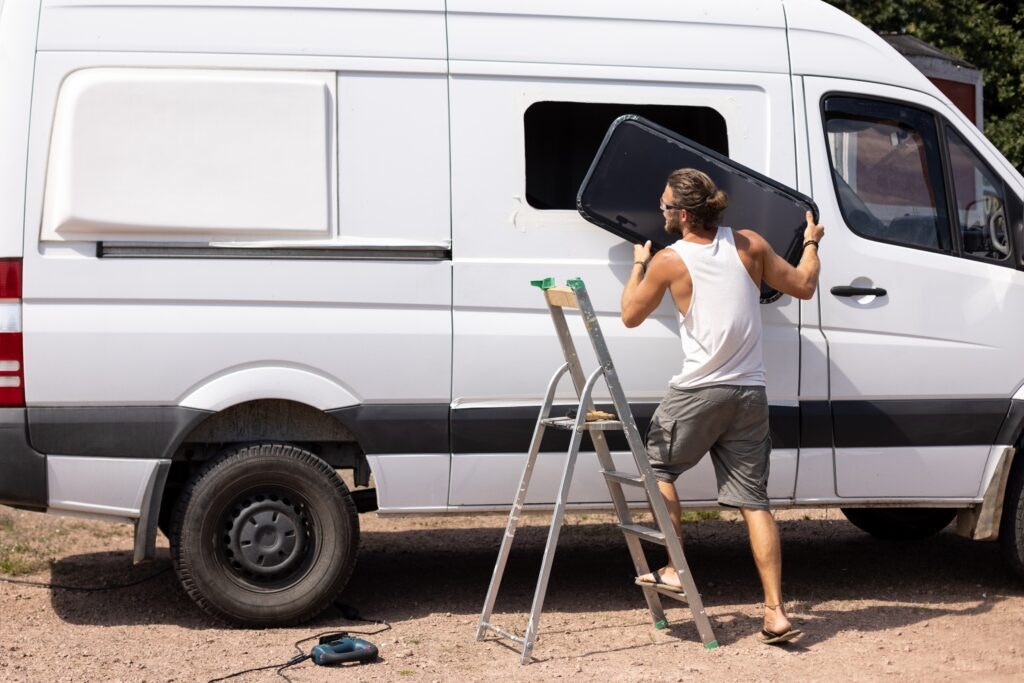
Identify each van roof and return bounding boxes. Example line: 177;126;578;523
783;0;934;92
40;0;935;96
451;0;935;93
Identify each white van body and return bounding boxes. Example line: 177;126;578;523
1;0;1022;624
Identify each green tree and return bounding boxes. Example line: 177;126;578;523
825;1;1024;173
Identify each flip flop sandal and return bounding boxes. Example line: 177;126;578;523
760;627;802;644
634;571;686;594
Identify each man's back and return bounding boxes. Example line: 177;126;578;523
663;227;765;389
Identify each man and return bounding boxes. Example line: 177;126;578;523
620;168;824;644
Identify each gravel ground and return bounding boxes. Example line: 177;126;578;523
1;506;1023;682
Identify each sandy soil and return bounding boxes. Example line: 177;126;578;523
1;506;1023;682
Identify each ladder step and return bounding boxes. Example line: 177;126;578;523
602;470;645;487
540;416;624;431
479;623;526;645
619;524;666;545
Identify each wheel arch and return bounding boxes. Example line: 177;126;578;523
153;398;378;556
952;399;1024;541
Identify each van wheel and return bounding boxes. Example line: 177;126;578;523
169;443;359;626
999;460;1024;581
840;507;956;541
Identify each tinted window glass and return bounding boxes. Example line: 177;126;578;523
946;126;1011;261
524;102;727;210
824;97;951;251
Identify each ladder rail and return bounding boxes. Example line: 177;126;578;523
571;281;718;647
476;361;571;640
519;363;606;663
546;302;589;398
588;426;666;627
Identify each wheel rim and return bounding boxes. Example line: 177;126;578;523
220;490;317;590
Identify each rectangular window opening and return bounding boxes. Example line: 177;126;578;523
524;101;728;211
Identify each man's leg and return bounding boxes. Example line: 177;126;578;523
636;480;685;590
659;479;683;546
740;508;795;637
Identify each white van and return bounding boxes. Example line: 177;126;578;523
1;0;1022;626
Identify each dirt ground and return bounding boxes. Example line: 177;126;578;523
1;506;1023;682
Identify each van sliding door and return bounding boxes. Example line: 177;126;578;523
446;68;800;509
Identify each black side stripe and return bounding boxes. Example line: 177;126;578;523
18;399;1017;461
449;403;802;454
97;243;452;261
831;399;1008;448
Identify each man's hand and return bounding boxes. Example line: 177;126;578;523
759;210;823;300
634;240;652;267
804;211;824;244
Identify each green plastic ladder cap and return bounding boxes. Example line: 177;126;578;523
654;619;668;630
566;277;585;290
704;640;719;650
530;277;556;290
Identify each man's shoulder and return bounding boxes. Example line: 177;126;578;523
651;244;685;267
732;228;767;254
648;244;688;281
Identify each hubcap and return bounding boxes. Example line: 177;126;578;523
224;495;309;580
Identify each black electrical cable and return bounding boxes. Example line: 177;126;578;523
0;565;171;592
207;604;391;683
207;652;310;683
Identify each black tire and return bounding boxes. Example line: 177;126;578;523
999;459;1024;581
840;507;956;541
169;443;359;626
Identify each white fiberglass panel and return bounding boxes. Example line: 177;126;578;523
835;446;987;498
448;449;796;506
42;68;334;242
48;455;158;519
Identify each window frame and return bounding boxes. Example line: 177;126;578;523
820;92;955;257
938;122;1018;268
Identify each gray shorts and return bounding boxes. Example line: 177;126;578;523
645;384;771;510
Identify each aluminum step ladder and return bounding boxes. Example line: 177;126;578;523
475;277;718;663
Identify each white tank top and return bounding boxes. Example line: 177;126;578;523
667;227;766;389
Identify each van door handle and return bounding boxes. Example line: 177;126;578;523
830;285;887;297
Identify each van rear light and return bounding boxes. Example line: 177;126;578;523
0;260;24;406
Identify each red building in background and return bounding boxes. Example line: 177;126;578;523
882;33;983;130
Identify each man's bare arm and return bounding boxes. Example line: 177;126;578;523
760;210;824;300
621;240;674;328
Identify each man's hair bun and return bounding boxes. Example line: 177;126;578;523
706;190;728;214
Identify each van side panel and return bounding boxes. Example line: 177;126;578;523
22;5;453;500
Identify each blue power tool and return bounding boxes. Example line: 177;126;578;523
311;636;379;666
